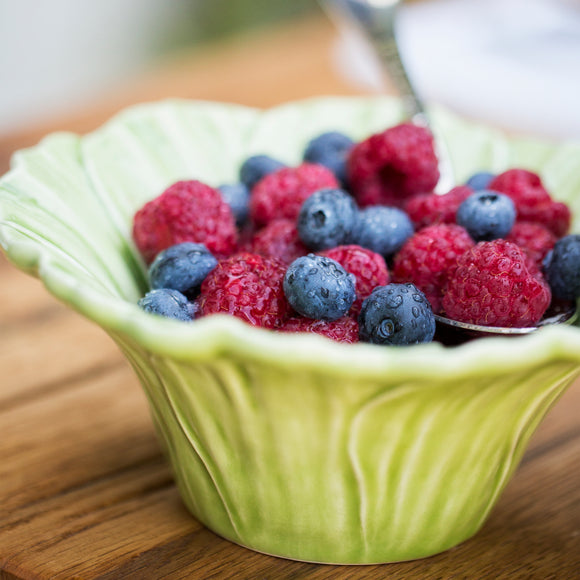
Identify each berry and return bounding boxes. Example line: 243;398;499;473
543;235;580;301
303;131;354;186
297;188;358;251
247;218;308;265
392;224;474;313
456;190;516;241
488;169;571;237
218;183;251;226
465;171;495;190
138;288;195;322
358;283;436;346
239;154;286;190
280;316;359;343
148;242;218;299
319;244;389;315
405;186;472;230
351;206;414;258
442;240;551;327
250;163;339;227
132;180;237;264
347;123;440;208
283;254;356;321
197;252;291;329
506;221;556;270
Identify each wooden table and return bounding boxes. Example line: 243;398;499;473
1;15;579;580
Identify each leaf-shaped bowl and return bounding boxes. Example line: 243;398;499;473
2;96;580;564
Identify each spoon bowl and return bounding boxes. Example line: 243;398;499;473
434;304;579;343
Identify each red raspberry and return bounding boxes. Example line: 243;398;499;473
250;163;339;227
197;252;291;329
442;240;551;328
488;169;570;237
392;224;474;313
347;123;440;208
506;221;557;270
133;180;237;264
246;218;308;264
319;244;389;315
405;186;472;230
280;316;359;343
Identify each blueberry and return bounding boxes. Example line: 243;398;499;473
239;154;285;190
456;190;516;241
148;242;217;299
284;254;356;321
465;171;495;191
543;235;580;301
218;183;250;226
297;188;358;251
303;131;354;186
351;206;414;258
358;283;435;346
138;288;195;322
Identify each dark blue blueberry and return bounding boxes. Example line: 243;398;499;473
283;254;356;321
239;154;285;190
543;235;580;301
358;283;435;346
465;171;495;191
351;206;414;258
218;183;251;226
297;188;358;251
138;288;195;322
148;242;217;299
456;190;516;241
303;131;354;186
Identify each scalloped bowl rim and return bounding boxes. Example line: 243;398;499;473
2;95;580;382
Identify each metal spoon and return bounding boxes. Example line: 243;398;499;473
322;0;579;338
434;306;578;341
321;0;455;193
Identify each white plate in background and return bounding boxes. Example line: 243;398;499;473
333;0;580;139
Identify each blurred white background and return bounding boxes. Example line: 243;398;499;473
1;0;579;139
334;0;580;139
0;0;199;134
0;0;315;136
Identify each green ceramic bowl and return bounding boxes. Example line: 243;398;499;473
2;96;580;564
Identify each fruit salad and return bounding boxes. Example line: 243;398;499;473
132;121;579;346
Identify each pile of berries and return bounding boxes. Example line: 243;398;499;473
133;122;579;346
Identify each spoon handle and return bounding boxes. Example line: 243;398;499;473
322;0;455;193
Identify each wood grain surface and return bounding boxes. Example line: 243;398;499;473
1;14;579;580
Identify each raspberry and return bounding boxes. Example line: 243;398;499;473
405;186;472;230
488;169;571;237
442;240;551;328
505;221;556;270
246;218;308;265
133;180;237;264
347;123;440;208
319;244;389;315
280;316;359;344
392;224;474;313
197;252;291;329
250;163;339;227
